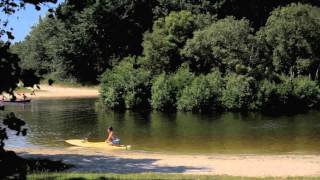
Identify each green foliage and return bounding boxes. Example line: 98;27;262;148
254;79;279;110
100;57;151;110
258;3;320;78
153;0;320;28
153;0;220;18
151;74;176;111
221;74;255;110
292;76;320;107
255;75;320;111
1;43;41;179
11;17;66;80
0;42;41;94
177;71;223;112
13;0;155;83
8;1;320;113
0;42;20;94
182;17;253;74
141;11;214;74
57;0;154;83
254;77;294;110
171;64;196;97
151;65;194;111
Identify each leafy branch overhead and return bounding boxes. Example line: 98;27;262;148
0;0;57;39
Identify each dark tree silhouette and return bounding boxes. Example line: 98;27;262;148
0;0;57;178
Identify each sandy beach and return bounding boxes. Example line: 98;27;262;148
18;85;99;99
12;147;320;177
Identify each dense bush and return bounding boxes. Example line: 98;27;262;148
100;57;151;110
177;71;223;112
255;75;320;111
254;79;279;110
151;65;194;111
292;76;320;108
151;74;176;111
254;77;293;111
221;74;255;110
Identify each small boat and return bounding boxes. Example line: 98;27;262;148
0;99;31;103
65;139;131;150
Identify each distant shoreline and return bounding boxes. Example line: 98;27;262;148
15;85;99;99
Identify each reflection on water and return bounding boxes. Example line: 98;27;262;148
3;98;320;154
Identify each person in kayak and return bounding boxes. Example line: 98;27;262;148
22;93;28;100
105;127;120;146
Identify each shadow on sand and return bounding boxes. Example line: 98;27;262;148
20;152;205;174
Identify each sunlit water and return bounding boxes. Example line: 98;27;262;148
3;98;320;154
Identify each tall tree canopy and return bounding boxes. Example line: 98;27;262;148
258;3;320;79
13;0;320;84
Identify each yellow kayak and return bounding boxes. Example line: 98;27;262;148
65;139;131;150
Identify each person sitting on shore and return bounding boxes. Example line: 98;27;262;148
105;127;120;146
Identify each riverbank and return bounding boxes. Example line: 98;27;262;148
12;147;320;178
16;85;99;99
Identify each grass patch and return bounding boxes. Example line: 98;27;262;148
27;173;320;180
26;158;72;173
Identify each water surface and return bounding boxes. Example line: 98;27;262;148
3;98;320;154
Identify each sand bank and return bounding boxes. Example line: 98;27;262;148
18;85;99;99
12;147;320;177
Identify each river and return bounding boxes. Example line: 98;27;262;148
3;98;320;154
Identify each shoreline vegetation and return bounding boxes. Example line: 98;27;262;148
98;4;320;113
2;0;320;179
11;2;320;113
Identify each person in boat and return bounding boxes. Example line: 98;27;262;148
22;93;28;100
105;127;120;146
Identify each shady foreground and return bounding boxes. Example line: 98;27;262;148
12;146;320;178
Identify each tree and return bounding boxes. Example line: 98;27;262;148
258;3;320;79
141;11;214;75
153;0;220;18
53;0;155;83
182;17;254;74
0;42;20;93
1;1;56;178
0;41;42;179
153;0;320;28
11;17;66;80
100;57;151;110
